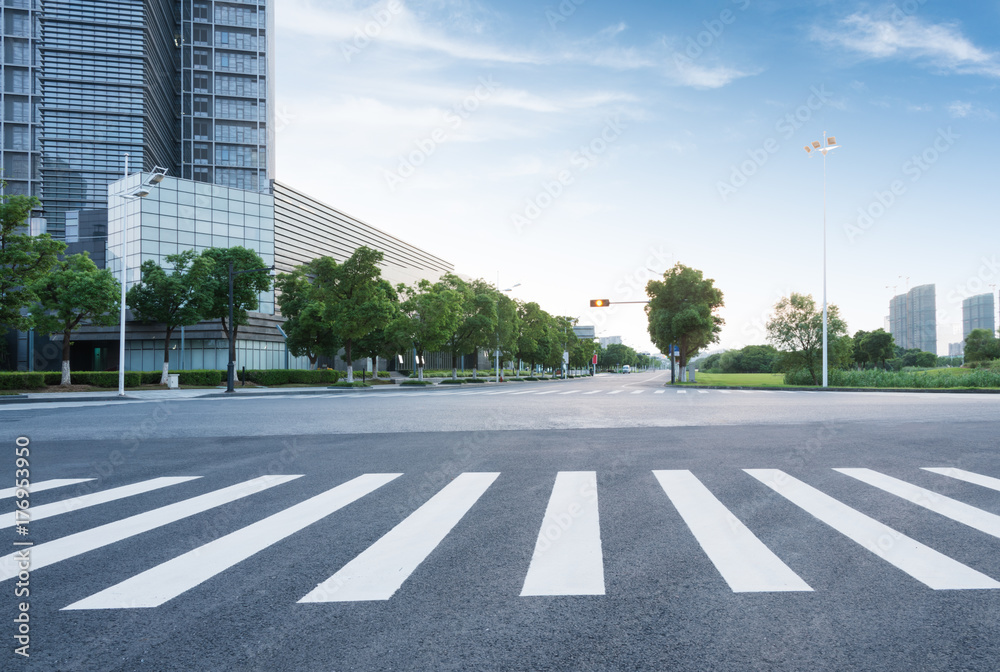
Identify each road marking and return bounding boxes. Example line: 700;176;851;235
534;390;559;395
718;390;731;394
0;477;200;529
836;468;1000;539
521;471;604;597
677;390;687;394
558;390;580;395
582;391;601;395
0;478;95;499
631;390;644;395
300;472;499;602
653;471;811;592
0;475;301;582
923;468;1000;493
654;390;665;394
697;390;709;394
745;469;1000;590
608;390;622;395
63;473;401;610
508;390;537;395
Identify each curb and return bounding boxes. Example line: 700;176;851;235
0;394;134;404
671;385;1000;394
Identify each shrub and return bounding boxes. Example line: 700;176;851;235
242;369;340;385
525;376;540;381
783;367;1000;388
331;380;370;388
141;371;161;384
178;370;223;386
400;380;433;386
440;379;464;385
377;371;390;379
464;378;487;384
0;372;45;390
43;372;61;385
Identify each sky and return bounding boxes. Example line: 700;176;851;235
273;0;1000;356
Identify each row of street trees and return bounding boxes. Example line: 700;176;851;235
276;247;597;381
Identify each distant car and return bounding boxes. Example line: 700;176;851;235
622;365;631;374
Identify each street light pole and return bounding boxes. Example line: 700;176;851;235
804;133;840;388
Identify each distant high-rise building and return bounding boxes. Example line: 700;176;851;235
962;293;996;338
0;0;273;238
888;284;937;354
599;336;622;348
949;342;964;357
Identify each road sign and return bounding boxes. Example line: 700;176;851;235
592;354;598;364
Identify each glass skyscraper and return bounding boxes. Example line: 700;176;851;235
0;0;272;239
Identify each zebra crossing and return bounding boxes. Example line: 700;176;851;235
5;467;1000;610
236;387;856;401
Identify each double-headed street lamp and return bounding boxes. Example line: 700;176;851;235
226;261;275;393
117;157;168;397
804;133;840;388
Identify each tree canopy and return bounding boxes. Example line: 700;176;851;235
391;279;462;380
766;292;848;385
30;252;119;385
200;246;272;345
964;328;1000;363
645;263;725;375
0;194;65;332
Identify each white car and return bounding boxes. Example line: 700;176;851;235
622;365;631;374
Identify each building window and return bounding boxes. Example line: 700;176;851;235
193;49;210;69
193;96;211;116
193;25;210;45
193;1;210;21
193;73;210;93
193;120;211;141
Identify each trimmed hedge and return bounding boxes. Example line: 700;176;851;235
331;381;371;388
464;378;487;383
0;372;45;390
440;379;464;385
242;369;341;386
400;380;433;386
178;370;223;386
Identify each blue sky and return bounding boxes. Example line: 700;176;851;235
274;0;1000;356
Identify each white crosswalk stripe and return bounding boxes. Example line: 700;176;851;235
521;471;604;596
64;474;401;610
0;478;95;499
1;477;200;529
923;467;1000;493
300;472;499;602
0;475;300;582
745;469;1000;590
654;470;811;592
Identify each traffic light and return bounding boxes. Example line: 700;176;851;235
590;299;611;307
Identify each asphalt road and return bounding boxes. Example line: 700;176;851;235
3;371;1000;671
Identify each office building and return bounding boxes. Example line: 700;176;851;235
599;336;622;348
949;342;964;358
888;284;937;354
962;293;996;339
0;0;273;239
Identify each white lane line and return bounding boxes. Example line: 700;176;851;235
745;469;1000;590
718;390;732;394
697;390;709;394
300;472;499;603
534;390;559;395
559;390;581;395
508;390;537;395
582;391;602;395
521;471;604;597
0;479;95;499
608;390;622;395
64;473;401;610
654;390;665;394
923;468;1000;493
631;390;644;395
836;469;1000;539
676;390;687;394
653;471;811;593
0;477;200;529
0;475;300;582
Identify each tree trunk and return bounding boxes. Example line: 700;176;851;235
451;351;458;380
345;340;354;383
161;327;174;385
60;331;72;386
418;349;424;381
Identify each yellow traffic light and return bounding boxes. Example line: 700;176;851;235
590;299;611;307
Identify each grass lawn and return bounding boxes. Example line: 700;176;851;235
685;372;787;387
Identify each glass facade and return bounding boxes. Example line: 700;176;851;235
180;0;273;192
0;0;272;240
108;172;275;313
962;293;996;339
123;338;309;372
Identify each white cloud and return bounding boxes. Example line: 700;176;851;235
948;100;996;119
815;11;1000;77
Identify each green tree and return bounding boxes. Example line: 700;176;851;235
496;293;521;376
964;328;1000;363
328;247;397;383
30;253;119;385
851;330;870;368
391;279;462;381
200;246;272;376
860;329;895;369
516;302;551;373
440;274;498;379
719;344;779;373
646;263;725;381
127;250;215;383
0;194;65;332
275;259;342;370
766;292;848;385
